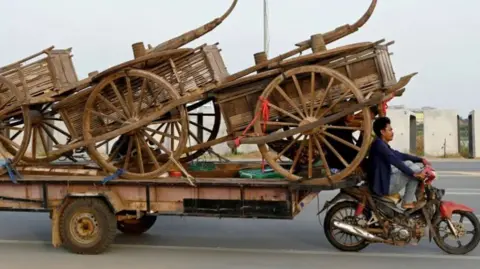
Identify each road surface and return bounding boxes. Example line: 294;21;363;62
1;160;480;269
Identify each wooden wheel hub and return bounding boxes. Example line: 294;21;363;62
299;117;320;135
29;110;44;125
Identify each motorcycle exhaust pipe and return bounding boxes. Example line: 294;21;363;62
332;220;385;242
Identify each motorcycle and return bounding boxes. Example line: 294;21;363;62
319;164;480;254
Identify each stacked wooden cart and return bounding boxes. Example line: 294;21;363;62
0;0;416;187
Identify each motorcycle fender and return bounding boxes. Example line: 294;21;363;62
440;201;474;219
317;192;355;216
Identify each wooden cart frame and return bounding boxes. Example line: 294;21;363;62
0;0;417;187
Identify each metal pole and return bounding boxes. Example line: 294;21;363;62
263;0;269;57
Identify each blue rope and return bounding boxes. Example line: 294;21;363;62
101;168;124;184
1;158;22;184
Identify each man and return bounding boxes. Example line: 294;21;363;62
324;114;358;173
368;116;430;209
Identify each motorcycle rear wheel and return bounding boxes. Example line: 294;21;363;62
433;210;480;255
324;201;370;252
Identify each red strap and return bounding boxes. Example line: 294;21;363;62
234;96;270;147
381;95;394;115
233;96;270;172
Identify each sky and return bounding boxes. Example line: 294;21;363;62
1;0;479;116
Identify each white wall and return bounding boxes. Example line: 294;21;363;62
469;110;480;158
387;109;414;153
423;109;458;157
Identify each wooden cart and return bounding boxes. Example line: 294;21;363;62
0;0;416;186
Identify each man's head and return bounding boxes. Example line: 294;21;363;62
369;106;379;117
373;116;394;142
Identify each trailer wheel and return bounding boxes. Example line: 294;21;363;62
117;215;157;235
59;198;116;255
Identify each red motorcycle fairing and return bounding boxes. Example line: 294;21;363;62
440;201;474;219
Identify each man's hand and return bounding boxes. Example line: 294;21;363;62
414;170;427;180
422;158;431;166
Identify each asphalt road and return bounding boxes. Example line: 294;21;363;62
1;160;480;269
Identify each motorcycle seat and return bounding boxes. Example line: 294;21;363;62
376;193;401;204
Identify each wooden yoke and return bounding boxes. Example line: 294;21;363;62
225;0;378;82
146;0;238;53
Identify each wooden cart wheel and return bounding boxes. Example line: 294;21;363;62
2;102;74;163
180;98;221;163
254;65;372;182
83;69;188;179
0;75;32;166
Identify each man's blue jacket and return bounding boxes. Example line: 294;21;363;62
367;137;423;196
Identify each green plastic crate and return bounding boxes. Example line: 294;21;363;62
238;167;284;179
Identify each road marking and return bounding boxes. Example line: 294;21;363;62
438;171;480;176
447;192;480;196
0;239;479;260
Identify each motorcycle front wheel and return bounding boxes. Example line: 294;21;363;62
433;210;480;255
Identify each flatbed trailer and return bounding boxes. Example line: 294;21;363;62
0;161;360;254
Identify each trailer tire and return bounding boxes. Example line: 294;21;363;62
117;215;157;235
59;198;116;255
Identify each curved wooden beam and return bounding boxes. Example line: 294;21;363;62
295;0;377;47
149;0;238;52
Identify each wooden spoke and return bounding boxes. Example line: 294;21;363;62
325;125;362;131
313;135;331;177
125;75;135;117
134;134;144;174
143;129;171;154
144;126;180;140
314;77;335;118
88;109;125;124
97;94;128;120
109;82;131;118
274;85;306;119
318;134;349;168
40;124;60;146
32;127;37;160
10;128;24;141
188;120;213;133
323;131;361;151
136;78;147;116
274;134;303;161
0;133;22;150
123;138;134;170
43;121;71;138
152;118;182;125
291;74;308;116
310;72;316;116
38;127;49;155
308;138;313;178
267;102;303;122
261;121;298;127
289;139;307;174
140;135;161;169
107;136;128;162
172;99;222;163
318;85;351;119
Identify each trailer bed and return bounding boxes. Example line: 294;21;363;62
0;160;361;254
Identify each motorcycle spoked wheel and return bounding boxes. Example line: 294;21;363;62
433;210;480;255
324;201;371;252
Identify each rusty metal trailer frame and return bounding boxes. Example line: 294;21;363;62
0;161;361;254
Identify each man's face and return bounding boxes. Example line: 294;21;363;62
381;123;394;142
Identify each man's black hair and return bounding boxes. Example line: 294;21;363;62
373;116;391;137
370;106;379;116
